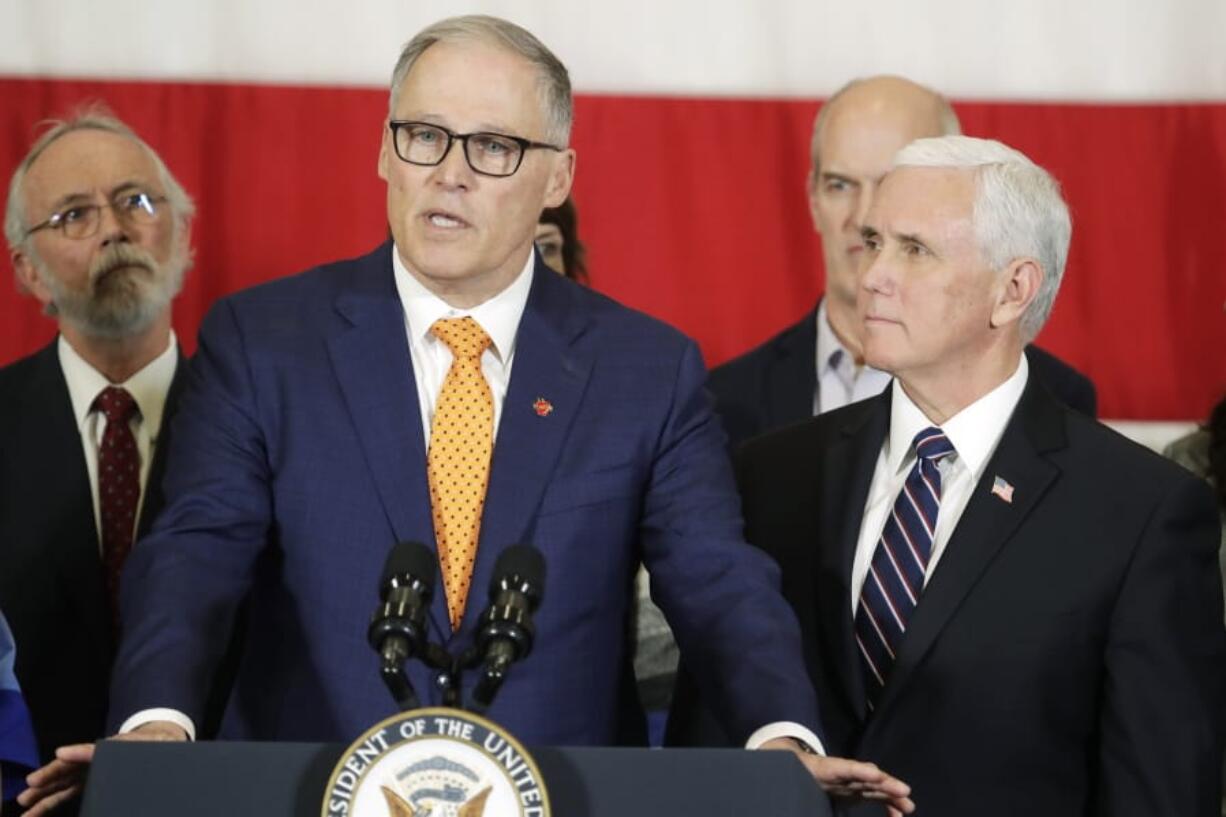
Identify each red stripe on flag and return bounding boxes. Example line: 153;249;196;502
2;78;1223;419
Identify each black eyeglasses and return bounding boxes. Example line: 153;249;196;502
388;121;563;178
25;191;167;240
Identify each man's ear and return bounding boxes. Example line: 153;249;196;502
175;217;194;262
12;248;53;307
377;124;391;182
990;257;1043;330
542;149;575;209
806;166;824;235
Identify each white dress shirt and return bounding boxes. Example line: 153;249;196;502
392;246;533;441
814;301;892;415
58;333;179;547
850;355;1030;612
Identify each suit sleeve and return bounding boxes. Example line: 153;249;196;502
109;299;272;730
1098;473;1226;815
1;614;38;800
639;339;824;745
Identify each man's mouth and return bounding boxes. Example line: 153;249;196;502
93;260;151;285
424;210;469;229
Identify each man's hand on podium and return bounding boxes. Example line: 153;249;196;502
760;737;916;816
17;721;187;816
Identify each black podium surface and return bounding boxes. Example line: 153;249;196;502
81;741;833;816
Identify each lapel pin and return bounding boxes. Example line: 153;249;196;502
990;475;1015;504
532;397;554;417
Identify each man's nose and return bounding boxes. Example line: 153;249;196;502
860;247;893;294
432;137;475;189
97;203;131;247
852;183;875;229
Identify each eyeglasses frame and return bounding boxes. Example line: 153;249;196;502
24;192;169;241
387;120;564;178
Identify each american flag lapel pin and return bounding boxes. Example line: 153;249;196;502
533;397;554;417
990;475;1015;504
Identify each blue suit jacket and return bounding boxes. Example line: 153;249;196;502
1;612;38;801
111;242;822;746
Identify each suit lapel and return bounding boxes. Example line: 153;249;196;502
26;343;114;658
457;264;593;635
868;381;1065;722
818;391;890;723
136;348;187;539
765;305;818;429
326;244;443;636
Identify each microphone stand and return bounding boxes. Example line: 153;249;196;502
425;644;462;709
467;652;510;716
460;607;537;714
378;639;421;711
371;544;544;715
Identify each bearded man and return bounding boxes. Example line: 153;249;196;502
0;110;195;766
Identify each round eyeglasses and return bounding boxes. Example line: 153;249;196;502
388;121;563;178
24;191;168;240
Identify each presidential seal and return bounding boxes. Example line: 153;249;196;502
322;708;550;817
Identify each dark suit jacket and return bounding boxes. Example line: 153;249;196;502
680;377;1226;815
0;340;184;763
109;242;822;747
708;302;1097;450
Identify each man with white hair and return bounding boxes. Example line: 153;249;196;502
707;76;1096;454
670;74;1097;751
0;111;194;766
712;136;1224;814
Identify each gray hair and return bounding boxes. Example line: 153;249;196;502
893;135;1072;341
5;107;195;258
388;15;572;145
810;77;961;174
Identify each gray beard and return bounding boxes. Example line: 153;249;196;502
40;246;188;340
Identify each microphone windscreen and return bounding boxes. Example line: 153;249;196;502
382;541;436;589
491;544;546;589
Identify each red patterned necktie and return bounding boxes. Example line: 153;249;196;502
93;386;142;628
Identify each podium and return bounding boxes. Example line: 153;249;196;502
80;741;833;816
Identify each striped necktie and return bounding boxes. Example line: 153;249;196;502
854;426;956;707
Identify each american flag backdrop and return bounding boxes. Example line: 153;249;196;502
2;0;1224;435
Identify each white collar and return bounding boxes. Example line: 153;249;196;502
58;332;179;435
391;246;534;363
886;353;1029;480
815;299;853;371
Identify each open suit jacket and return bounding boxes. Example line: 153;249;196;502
0;341;184;762
109;242;822;747
708;302;1098;450
728;378;1225;816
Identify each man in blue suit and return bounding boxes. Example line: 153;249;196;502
22;15;915;816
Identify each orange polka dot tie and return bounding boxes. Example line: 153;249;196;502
93;385;142;631
427;317;494;630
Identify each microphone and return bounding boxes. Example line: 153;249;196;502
368;541;436;711
469;544;546;713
